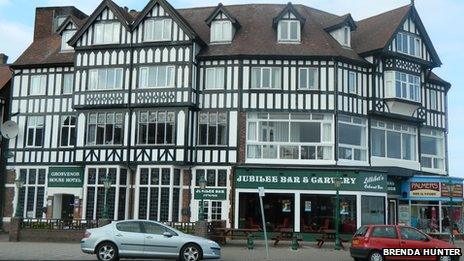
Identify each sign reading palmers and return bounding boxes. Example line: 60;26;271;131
194;188;227;200
48;167;84;187
235;168;387;192
409;182;440;197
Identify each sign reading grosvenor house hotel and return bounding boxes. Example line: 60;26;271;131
235;168;388;193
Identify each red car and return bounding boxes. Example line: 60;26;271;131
350;224;460;261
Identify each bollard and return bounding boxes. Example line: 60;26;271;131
247;233;254;250
291;236;298;250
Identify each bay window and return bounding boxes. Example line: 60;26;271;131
94;22;120;44
247;113;333;161
137;111;175;145
396;32;421;57
251;67;281;89
278;20;300;42
420;129;445;170
88;68;123;90
385;71;421;102
371;120;417;161
211;20;232;43
338;115;367;161
198;112;227;145
205;68;225;89
139;66;175;88
298;68;318;90
87;112;123;145
144;18;172;41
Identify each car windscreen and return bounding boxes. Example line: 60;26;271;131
354;225;368;237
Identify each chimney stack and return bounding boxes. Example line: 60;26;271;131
0;53;8;65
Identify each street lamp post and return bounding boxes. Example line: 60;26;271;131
334;174;343;251
198;175;207;221
102;177;112;220
14;179;24;218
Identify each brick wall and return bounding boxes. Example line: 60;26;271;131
237;112;247;164
181;169;191;222
19;229;85;242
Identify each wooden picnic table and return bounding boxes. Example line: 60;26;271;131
271;228;303;247
315;229;348;250
213;228;259;244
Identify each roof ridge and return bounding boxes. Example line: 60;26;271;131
357;4;411;23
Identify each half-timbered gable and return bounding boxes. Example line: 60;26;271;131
205;3;240;44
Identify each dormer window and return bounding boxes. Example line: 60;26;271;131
94;22;120;44
278;20;300;42
144;18;172;42
211;20;232;43
329;26;352;48
61;30;76;51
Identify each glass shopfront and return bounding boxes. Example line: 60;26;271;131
400;176;464;234
235;168;389;233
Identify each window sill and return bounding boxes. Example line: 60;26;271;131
384;97;421;106
209;41;232;45
277;40;301;44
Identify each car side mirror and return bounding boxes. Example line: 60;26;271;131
163;232;173;238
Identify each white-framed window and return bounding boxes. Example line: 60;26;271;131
94;22;120;44
205;68;225;89
139;66;175;88
88;68;123;90
200;201;223;221
420;129;445;170
278;20;300;42
60;115;76;147
62;73;74;94
144;18;172;42
137;167;182;221
247;113;333;161
344;27;350;46
211;20;232;43
137;111;175;145
26;116;44;147
348;71;357;94
395;72;420;102
84;167;129;220
195;169;228;187
430;89;438;110
298;68;318;90
30;75;47;95
396;32;421;57
251;67;281;89
198;112;227;146
371;120;417;161
86;112;123;145
16;169;46;218
61;30;75;51
338;115;367;161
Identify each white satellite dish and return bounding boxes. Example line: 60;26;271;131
1;121;19;139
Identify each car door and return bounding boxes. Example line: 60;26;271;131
142;221;182;258
368;226;403;260
398;227;435;261
113;221;146;257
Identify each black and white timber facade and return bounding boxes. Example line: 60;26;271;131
2;0;454;232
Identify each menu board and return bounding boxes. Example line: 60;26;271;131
398;205;410;226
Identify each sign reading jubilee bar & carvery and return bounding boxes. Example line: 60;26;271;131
48;167;84;187
235;168;387;192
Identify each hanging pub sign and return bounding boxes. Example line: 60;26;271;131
235;168;387;192
409;182;440;197
194;188;227;200
48;167;84;187
441;183;463;198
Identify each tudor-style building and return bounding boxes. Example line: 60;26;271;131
2;0;458;234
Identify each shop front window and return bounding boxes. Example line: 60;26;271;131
300;194;356;234
361;196;385;225
410;202;439;233
239;193;294;232
441;205;462;233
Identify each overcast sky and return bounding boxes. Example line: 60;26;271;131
0;0;463;177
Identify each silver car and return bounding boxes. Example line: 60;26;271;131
81;220;221;261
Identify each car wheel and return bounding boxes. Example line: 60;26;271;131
96;242;119;261
438;256;452;261
180;243;202;261
368;251;384;261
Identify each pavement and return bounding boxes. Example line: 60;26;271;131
1;237;463;261
0;238;353;261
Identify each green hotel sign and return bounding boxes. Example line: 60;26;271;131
48;167;84;187
194;188;227;200
235;168;387;192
